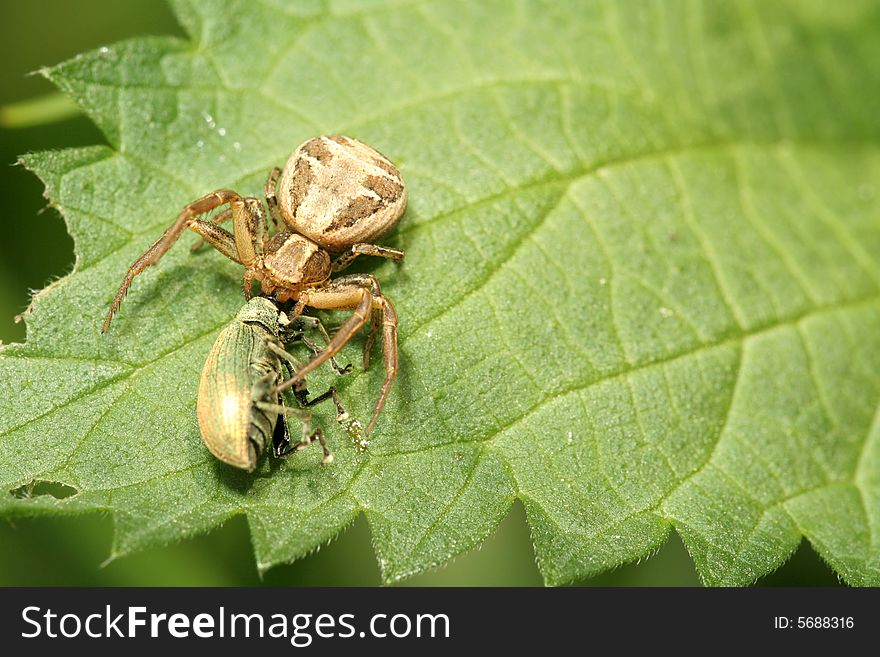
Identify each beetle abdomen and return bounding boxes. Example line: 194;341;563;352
197;321;267;471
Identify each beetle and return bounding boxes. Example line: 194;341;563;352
104;135;406;436
198;295;362;472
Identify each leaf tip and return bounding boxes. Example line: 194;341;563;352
31;66;52;81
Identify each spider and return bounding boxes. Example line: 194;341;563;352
103;135;407;436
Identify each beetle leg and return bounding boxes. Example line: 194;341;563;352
103;189;242;332
266;339;302;368
287;314;333;346
270;401;293;463
301;336;353;374
259;400;332;465
275;358;311;407
331;243;405;273
285;428;332;465
277;315;352;374
301;386;367;451
278;354;366;452
269;340;318;399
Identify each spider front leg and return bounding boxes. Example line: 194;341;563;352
103;189;241;332
266;335;350;405
274;275;398;436
102;192;268;332
331;273;385;369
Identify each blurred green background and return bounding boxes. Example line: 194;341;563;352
0;0;841;586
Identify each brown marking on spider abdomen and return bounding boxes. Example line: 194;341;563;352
287;158;313;220
371;157;399;177
302;138;333;163
364;175;404;203
277;135;407;252
325;195;384;232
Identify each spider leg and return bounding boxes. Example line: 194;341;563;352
274;347;311;405
330;273;383;369
362;303;383;370
251;197;272;254
264;167;283;230
243;270;255;299
369;291;398;435
191;199;268;256
275;275;399;435
188;220;242;263
331;243;405;273
279;285;371;388
232;198;267;265
103;189;242;332
190;208;232;252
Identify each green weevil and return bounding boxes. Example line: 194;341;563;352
197;296;361;471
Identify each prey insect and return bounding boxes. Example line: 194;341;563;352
197;296;362;472
104;135;406;436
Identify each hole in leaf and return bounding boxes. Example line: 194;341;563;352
9;480;78;500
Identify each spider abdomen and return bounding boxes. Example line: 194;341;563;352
277;135;407;252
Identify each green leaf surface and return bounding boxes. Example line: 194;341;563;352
3;0;880;585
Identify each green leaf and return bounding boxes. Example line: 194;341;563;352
3;0;880;586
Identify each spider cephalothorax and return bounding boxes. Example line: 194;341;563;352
103;135;407;435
